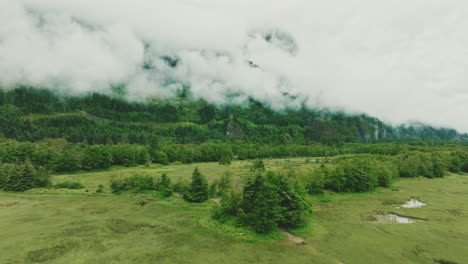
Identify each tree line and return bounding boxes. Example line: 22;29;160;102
1;87;467;145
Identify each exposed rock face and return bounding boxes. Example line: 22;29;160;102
226;119;244;138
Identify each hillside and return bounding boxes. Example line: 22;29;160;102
1;87;466;145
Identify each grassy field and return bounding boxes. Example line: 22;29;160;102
1;158;467;264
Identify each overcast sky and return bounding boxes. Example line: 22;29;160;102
1;0;467;132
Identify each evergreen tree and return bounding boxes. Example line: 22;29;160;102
218;152;232;165
250;159;266;172
184;167;209;202
154;151;170;165
217;171;232;196
159;173;172;197
82;145;112;170
149;136;161;157
239;172;310;233
54;151;81;172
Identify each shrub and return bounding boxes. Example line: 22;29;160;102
398;152;447;178
217;171;232;196
250;159;265;172
462;161;468;173
326;157;384;192
54;181;84;189
110;175;155;193
208;180;218;198
153;151;169;165
82;145;112;170
211;190;242;221
0;161;49;191
96;184;104;193
306;164;328;194
159;173;172;197
218;153;232;165
53;151;81;172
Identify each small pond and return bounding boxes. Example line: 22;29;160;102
361;212;419;224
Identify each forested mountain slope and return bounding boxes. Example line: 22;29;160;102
1;87;466;145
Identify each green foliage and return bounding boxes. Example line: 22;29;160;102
159;173;172;197
110;145;139;167
153;151;169;165
82;145;112;170
208;180;218;198
446;151;468;173
96;184;104;193
212;172;311;233
184;167;209;203
54;151;81;172
305;164;328;194
172;177;189;194
326;157;396;192
0;161;49;191
239;172;310;233
1;87;467;146
218;153;232;165
397;152;448;178
217;171;233;196
54;181;85;189
250;159;266;172
110;175;155;193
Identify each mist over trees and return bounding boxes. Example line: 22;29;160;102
0;87;466;146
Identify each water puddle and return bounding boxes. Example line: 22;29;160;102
361;211;420;224
400;199;426;208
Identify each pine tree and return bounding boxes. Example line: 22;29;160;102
250;159;265;172
184;167;209;202
217;171;232;196
238;172;310;233
160;173;172;197
154;151;169;165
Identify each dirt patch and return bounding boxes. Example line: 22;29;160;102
278;228;307;245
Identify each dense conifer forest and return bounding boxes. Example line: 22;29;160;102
1;87;466;145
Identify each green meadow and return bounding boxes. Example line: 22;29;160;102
1;158;467;264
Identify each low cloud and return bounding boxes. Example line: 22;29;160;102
1;0;467;132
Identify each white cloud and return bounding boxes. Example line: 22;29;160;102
0;0;467;132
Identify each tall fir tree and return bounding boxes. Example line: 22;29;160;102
184;167;209;202
159;172;172;197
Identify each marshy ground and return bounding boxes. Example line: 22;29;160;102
1;158;467;264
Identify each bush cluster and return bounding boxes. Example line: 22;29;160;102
397;152;446;178
54;181;84;189
110;175;155;193
213;172;311;233
0;161;50;191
